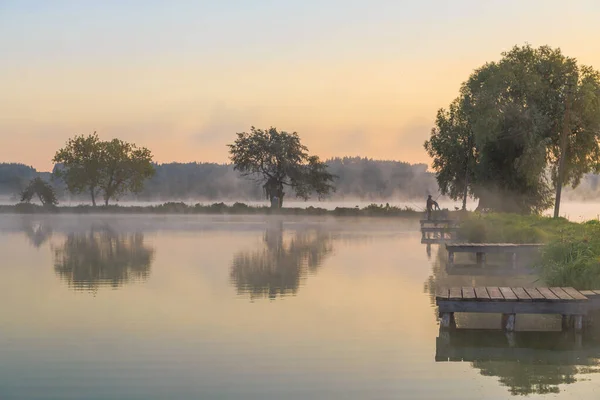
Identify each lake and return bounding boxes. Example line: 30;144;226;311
0;214;599;399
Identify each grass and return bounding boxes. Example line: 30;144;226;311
457;213;600;289
0;201;460;219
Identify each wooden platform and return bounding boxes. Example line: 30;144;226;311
436;287;600;332
445;243;543;267
421;226;457;241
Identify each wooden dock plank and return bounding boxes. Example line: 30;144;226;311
524;288;546;301
561;287;588;301
594;290;600;295
449;288;462;300
550;287;574;301
580;290;596;297
474;287;490;300
436;287;449;300
486;287;504;301
537;287;560;301
499;287;518;301
512;287;532;301
462;287;476;300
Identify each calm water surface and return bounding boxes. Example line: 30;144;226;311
0;214;599;399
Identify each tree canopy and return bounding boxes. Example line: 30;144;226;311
425;45;600;214
20;177;58;207
53;133;155;206
228;127;335;207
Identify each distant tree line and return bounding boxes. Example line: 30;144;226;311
0;157;439;203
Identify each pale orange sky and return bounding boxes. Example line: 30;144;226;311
1;1;600;171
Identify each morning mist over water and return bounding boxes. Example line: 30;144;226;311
1;213;599;399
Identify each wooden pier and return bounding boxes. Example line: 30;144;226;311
436;287;600;332
420;219;458;241
445;243;543;267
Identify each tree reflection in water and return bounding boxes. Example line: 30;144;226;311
22;219;53;248
230;221;333;300
53;225;154;291
425;243;600;395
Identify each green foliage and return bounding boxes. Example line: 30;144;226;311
20;177;58;207
424;98;475;201
458;213;600;288
228;127;335;207
53;133;104;206
100;139;155;205
53;133;155;206
426;45;600;214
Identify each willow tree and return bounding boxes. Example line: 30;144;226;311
426;45;600;214
228;127;335;208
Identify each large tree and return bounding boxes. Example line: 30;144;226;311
53;133;155;206
228;127;335;207
425;45;600;214
53;133;104;206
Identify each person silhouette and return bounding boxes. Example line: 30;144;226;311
426;195;440;220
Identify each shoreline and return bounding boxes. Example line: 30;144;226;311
0;201;464;219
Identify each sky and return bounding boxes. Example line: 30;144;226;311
1;0;600;171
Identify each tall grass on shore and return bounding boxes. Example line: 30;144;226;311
458;213;600;289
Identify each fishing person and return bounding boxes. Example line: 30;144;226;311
426;195;440;220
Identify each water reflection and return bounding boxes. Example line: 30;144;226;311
230;220;333;300
22;218;53;248
425;239;600;396
436;328;600;395
53;225;154;291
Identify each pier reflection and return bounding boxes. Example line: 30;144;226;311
436;328;600;395
230;220;334;300
53;225;154;291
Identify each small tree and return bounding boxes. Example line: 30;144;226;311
228;127;335;208
53;133;103;206
20;177;58;207
53;133;155;206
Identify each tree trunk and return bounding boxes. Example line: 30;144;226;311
277;188;284;208
104;197;109;206
554;91;571;219
462;172;469;211
90;188;97;207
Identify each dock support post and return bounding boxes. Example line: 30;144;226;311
511;252;517;269
476;252;485;265
448;251;454;266
505;332;516;347
562;315;573;331
501;314;516;332
574;315;583;333
440;313;456;330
